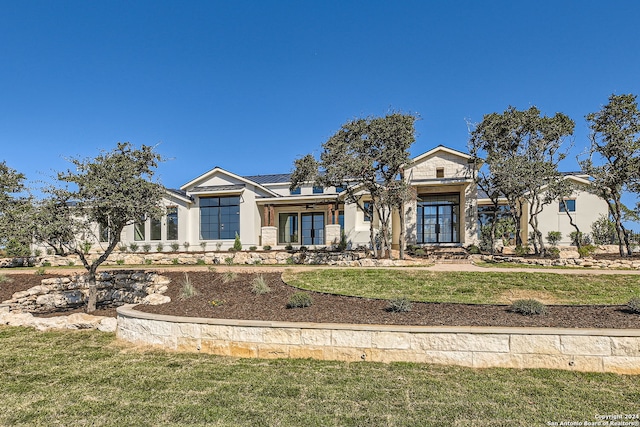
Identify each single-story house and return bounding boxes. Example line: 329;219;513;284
118;145;608;251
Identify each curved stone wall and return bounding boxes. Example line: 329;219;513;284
116;306;640;374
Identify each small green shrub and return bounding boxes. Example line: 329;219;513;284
178;273;199;300
466;244;481;255
224;257;234;266
249;246;257;251
128;243;139;252
80;241;92;254
46;248;54;255
142;244;151;253
210;299;225;307
299;246;308;252
251;275;271;295
578;244;597;258
222;271;237;283
34;267;46;276
5;239;30;257
119;244;128;253
546;231;562;246
263;245;272;251
287;292;313;308
514;245;530;256
67;261;75;267
286;256;295;265
511;299;548;316
386;296;412;312
285;244;293;251
546;246;560;259
116;259;124;265
33;249;42;257
200;242;207;252
414;248;426;257
337;230;348;252
42;261;51;267
233;232;242;251
183;242;190;252
156;243;164;252
144;259;152;265
215;242;223;251
627;297;640;314
570;231;592;246
170;243;180;252
172;258;179;265
196;258;206;265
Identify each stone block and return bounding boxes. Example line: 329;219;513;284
411;333;509;352
201;324;233;341
229;343;258;358
331;329;372;348
368;349;422;363
473;352;520;369
231;326;266;343
173;322;201;339
263;328;301;345
602;356;640;375
200;339;231;356
510;335;562;355
611;337;640;357
561;336;611;356
372;332;412;350
177;337;200;352
326;347;367;362
289;346;325;360
422;350;474;368
257;344;290;359
300;329;332;346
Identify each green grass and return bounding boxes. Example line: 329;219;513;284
283;269;640;305
1;326;639;426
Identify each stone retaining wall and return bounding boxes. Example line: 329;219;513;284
116;306;640;374
2;271;170;313
479;254;640;270
1;251;424;268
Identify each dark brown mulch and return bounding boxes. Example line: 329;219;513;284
2;271;639;328
135;272;640;329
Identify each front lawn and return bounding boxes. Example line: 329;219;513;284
283;269;640;305
0;327;638;426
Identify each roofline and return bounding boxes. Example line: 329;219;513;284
255;194;339;204
411;145;472;164
180;167;280;197
164;189;193;204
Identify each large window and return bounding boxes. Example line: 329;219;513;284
134;218;145;241
200;196;240;240
166;207;178;240
416;194;460;244
278;213;298;244
559;199;576;212
150;217;162;240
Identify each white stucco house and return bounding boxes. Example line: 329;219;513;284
117;145;609;251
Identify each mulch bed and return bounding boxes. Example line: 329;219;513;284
2;271;639;328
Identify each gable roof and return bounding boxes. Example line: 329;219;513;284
411;145;472;164
180;167;279;197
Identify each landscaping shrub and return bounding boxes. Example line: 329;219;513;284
511;299;548;316
627;297;640;314
183;242;190;251
287;292;313;308
118;244;128;252
386;296;412;312
170;243;180;252
200;242;207;251
578;244;597;258
414;248;426;257
251;275;271;295
128;243;139;252
263;245;272;251
34;267;46;276
178;273;199;300
5;239;31;257
224;257;234;265
144;259;152;265
570;231;592;246
285;244;293;251
156;243;164;252
546;246;560;259
172;258;179;265
546;231;562;246
233;233;242;251
466;244;481;255
222;271;237;283
116;260;124;265
42;261;51;267
142;244;151;253
249;246;257;251
196;258;205;265
514;245;530;256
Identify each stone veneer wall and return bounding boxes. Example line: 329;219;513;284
2;271;170;313
117;306;640;374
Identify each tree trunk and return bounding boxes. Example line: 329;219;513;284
86;268;97;313
611;200;631;257
399;203;405;260
561;199;581;250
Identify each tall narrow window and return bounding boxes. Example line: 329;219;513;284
134;218;145;241
167;207;178;240
278;213;299;244
363;202;373;222
150;217;162;240
200;196;240;240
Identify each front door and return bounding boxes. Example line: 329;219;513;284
301;213;324;246
417;194;460;244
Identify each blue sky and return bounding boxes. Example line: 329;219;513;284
1;1;639;209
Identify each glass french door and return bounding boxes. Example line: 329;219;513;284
301;213;324;245
417;195;460;244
